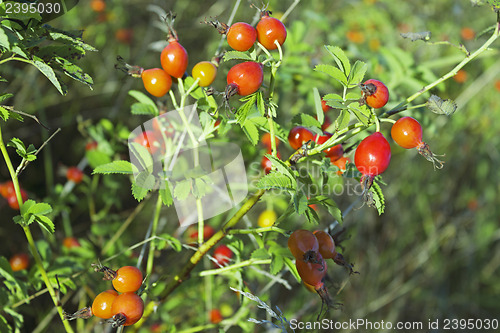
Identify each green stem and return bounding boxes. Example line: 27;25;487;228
199;259;272;276
0;125;74;332
146;195;163;275
227;226;287;235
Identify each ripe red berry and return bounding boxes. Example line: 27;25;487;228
333;156;350;175
213;244;233;268
112;266;143;293
161;40;188;79
92;290;118;319
0;180;15;198
210;308;223;324
354;132;391;177
63;236;81;249
288;229;319;262
227;22;257;51
314;132;343;160
133;131;159;154
256;13;287;50
295;253;327;289
226;61;263;98
9;253;29;271
391;117;444;169
188;225;215;242
110;292;144;327
361;79;389;109
288;126;314;150
321;99;331;113
141;68;172;97
7;189;28;210
313;230;336;260
192;61;217;87
85;141;98;151
66;167;84;184
261;133;279;150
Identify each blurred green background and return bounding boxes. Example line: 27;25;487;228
1;0;499;332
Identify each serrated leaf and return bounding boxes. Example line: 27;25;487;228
131;181;150;201
269;254;284;275
400;31;432;42
426;95;457;116
241;119;259;146
128;142;154;173
25;202;52;216
7;137;26;154
31;56;66;95
0;93;13;103
36;215;55;233
251;248;271;260
0;106;8;121
0;2;42;21
223;51;253;62
93;160;136;175
291;113;322;129
334;109;350;131
348;60;368;87
324;45;351;76
370;180;385;215
128;90;158;110
313;87;324;125
158;233;182;252
54;57;93;89
323;93;346;109
0;26;11;50
348;102;370;126
131;102;157;116
314;64;347;86
159;186;173;206
236;94;258;125
264;154;295;179
86;150;112;169
256;173;295;191
304;206;320;224
293;192;309;215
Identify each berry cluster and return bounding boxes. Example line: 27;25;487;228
287;229;351;310
65;265;144;328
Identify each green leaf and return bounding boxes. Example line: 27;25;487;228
348;102;370;126
173;179;191;201
131;102;157;116
334;109;351;132
0;26;11;50
284;257;301;282
251;248;271;260
134;170;156;191
25;202;52;216
241;119;259;146
264;154;295;179
159;186;173;206
0;2;42;21
0;106;8;121
314;64;347;86
223;51;253;62
31;56;66;95
236;93;258;125
0;93;13;103
128;90;157;109
293;191;309;215
256;173;295;191
370;180;386;215
192;176;214;199
269;254;284;275
54;57;93;89
313;87;324;125
323;93;346;109
324;45;351;75
157;233;182;252
131;181;150;201
93;160;136;175
347;60;368;87
426;95;457;116
291;113;322;129
86;150;112;169
36;215;55;233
